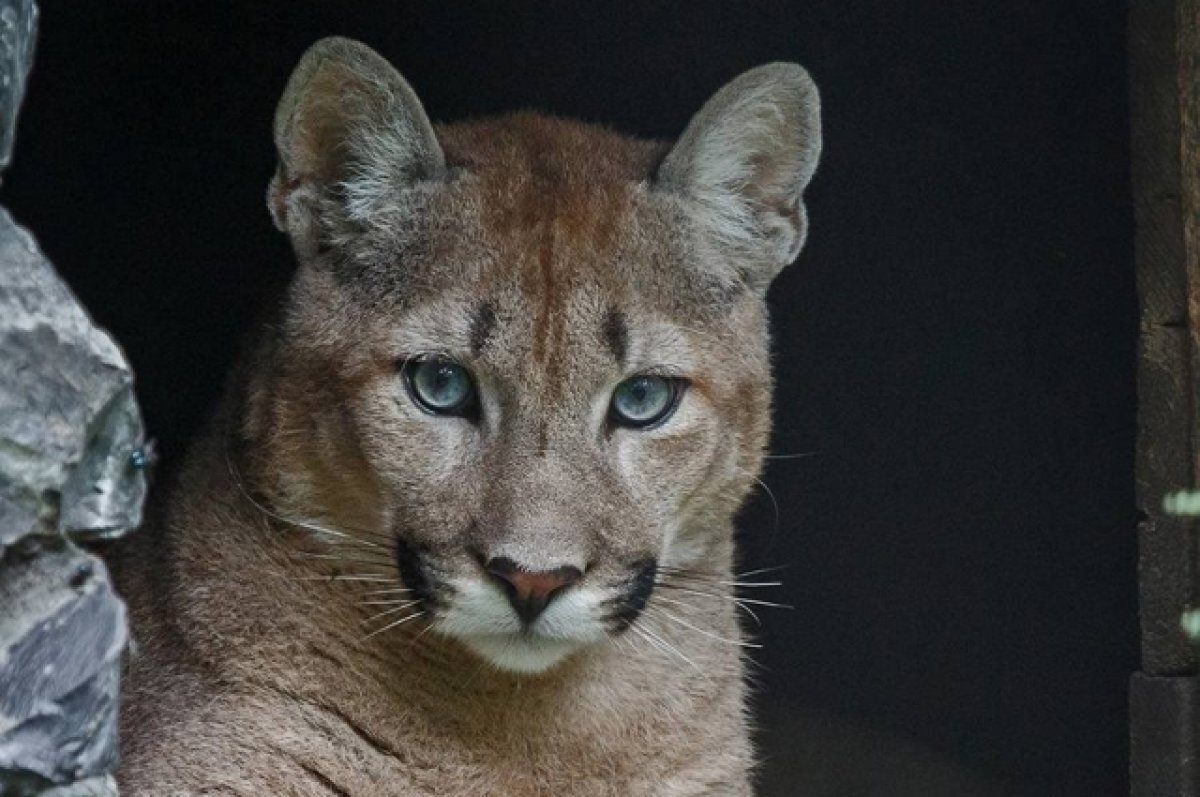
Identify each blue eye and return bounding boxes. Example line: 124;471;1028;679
609;375;683;429
404;359;477;417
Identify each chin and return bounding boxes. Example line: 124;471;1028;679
457;633;587;674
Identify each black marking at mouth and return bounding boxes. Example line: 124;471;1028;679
602;307;628;364
610;559;657;632
469;301;497;355
393;537;436;609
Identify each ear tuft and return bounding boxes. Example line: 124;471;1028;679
657;63;821;291
267;37;444;243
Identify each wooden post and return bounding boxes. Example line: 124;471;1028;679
1131;0;1200;793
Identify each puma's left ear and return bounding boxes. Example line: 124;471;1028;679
656;63;821;291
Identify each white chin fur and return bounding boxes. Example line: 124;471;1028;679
436;578;609;673
458;634;583;674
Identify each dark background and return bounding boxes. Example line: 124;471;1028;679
6;2;1136;794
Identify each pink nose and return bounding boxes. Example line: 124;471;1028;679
484;557;582;624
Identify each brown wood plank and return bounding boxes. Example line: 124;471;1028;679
1132;0;1187;328
1182;0;1200;485
1130;673;1200;796
1132;0;1200;792
1132;0;1200;676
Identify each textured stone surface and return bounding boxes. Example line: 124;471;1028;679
0;4;140;794
37;777;119;797
0;206;146;547
0;207;138;797
0;543;125;792
0;0;34;173
0;215;138;797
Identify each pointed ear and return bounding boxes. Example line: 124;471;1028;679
267;37;444;251
656;63;821;291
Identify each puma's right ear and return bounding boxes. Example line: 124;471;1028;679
267;37;444;250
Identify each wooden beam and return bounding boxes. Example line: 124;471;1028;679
1131;0;1200;792
1132;0;1200;679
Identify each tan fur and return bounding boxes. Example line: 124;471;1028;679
112;38;820;796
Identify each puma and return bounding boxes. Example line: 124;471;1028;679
113;37;821;796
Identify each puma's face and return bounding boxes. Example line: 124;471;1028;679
253;39;820;673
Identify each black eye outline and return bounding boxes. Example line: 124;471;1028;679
608;374;686;430
400;357;480;420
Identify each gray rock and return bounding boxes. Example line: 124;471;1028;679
0;542;125;793
0;4;144;794
0;0;35;173
0;217;142;796
37;776;118;797
0;206;147;547
0;207;142;796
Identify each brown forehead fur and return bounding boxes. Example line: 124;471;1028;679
438;111;666;238
446;114;656;382
329;112;716;318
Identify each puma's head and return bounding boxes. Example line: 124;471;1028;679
250;37;820;673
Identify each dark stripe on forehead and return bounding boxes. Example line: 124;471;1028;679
469;301;497;355
603;308;628;364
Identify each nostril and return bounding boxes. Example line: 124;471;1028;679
483;555;518;579
484;557;583;624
